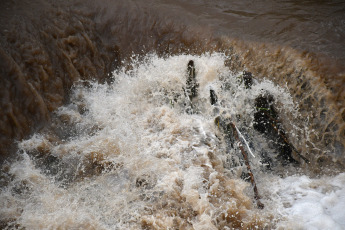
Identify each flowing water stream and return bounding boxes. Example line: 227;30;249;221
0;0;345;229
1;54;344;229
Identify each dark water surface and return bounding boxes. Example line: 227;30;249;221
162;0;345;58
0;0;345;228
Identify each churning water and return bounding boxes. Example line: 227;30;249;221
1;54;344;229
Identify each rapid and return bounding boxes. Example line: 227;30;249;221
1;54;344;229
0;0;344;229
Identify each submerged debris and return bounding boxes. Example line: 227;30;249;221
184;60;199;114
215;116;264;209
183;61;310;208
186;61;264;208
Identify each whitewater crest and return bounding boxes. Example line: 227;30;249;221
0;54;344;229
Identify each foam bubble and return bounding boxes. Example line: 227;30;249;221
263;173;345;230
0;53;344;229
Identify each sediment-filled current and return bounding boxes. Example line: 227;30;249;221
0;0;344;229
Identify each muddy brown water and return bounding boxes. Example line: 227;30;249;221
1;1;345;228
0;0;344;171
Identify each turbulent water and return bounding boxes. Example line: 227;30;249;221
0;0;345;229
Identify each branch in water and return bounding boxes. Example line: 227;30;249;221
229;122;264;209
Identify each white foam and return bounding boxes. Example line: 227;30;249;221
261;173;345;230
1;53;344;229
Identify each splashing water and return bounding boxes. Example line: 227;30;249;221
0;54;344;229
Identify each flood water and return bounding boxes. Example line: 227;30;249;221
0;0;344;229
